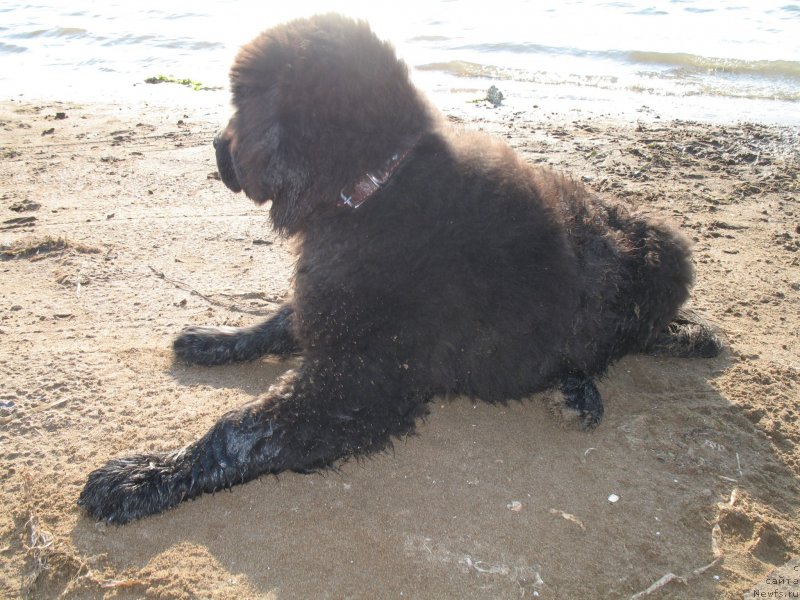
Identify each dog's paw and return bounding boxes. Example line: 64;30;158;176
560;375;604;430
553;404;604;430
78;452;188;524
173;325;242;365
577;406;603;430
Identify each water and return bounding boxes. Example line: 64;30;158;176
1;0;799;124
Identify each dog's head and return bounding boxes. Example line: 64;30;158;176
214;13;435;234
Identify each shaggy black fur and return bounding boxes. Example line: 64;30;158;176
79;14;720;524
173;304;298;365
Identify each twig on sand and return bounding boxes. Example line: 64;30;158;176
548;508;586;531
628;522;724;599
100;578;146;589
21;473;111;596
148;265;271;316
21;473;55;590
692;558;722;576
29;398;68;413
629;572;686;600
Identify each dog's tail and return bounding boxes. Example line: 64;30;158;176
604;207;724;360
642;308;724;358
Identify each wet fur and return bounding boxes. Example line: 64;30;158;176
79;14;717;523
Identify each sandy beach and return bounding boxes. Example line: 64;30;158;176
1;96;798;599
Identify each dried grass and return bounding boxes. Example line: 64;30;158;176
0;236;100;261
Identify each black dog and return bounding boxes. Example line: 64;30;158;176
79;14;718;523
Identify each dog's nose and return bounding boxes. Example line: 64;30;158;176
214;130;242;193
213;131;225;150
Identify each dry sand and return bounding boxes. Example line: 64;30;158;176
0;96;798;599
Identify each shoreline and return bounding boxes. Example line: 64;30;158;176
1;98;798;599
6;58;800;127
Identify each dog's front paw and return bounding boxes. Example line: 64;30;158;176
173;326;242;365
78;452;189;524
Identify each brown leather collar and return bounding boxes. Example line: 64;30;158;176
338;139;419;209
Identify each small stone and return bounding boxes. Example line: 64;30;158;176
486;85;504;107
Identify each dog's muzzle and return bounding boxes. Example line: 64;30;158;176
213;131;242;193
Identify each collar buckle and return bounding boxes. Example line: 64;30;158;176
337;137;420;209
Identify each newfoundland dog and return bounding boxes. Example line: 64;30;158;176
79;14;719;523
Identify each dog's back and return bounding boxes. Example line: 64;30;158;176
293;130;693;402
